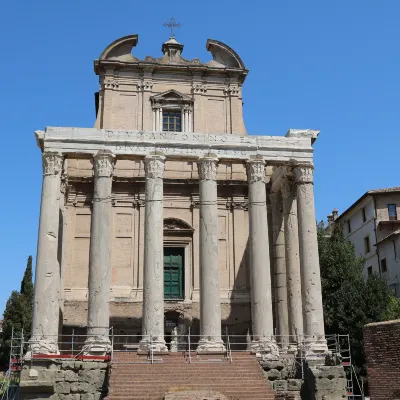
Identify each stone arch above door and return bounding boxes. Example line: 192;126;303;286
163;218;194;233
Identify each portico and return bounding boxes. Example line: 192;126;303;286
30;127;327;358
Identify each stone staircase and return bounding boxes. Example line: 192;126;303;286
107;351;276;400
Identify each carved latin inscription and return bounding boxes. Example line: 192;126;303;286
144;155;165;179
42;152;63;176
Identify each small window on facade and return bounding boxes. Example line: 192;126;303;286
364;236;370;254
362;207;367;223
346;220;351;234
367;266;372;276
381;258;387;273
163;110;182;132
388;204;398;221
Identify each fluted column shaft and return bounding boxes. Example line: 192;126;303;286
294;164;327;356
246;157;278;356
197;154;225;352
141;154;168;352
270;191;289;349
281;178;304;345
30;152;64;355
86;150;115;352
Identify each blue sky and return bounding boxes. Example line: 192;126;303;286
0;0;399;312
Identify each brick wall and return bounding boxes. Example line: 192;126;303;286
364;319;400;399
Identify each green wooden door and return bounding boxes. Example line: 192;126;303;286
164;248;184;300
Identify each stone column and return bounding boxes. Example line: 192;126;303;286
197;154;225;352
30;152;64;355
294;163;328;357
281;177;304;348
140;154;168;352
246;157;278;357
85;150;115;353
269;191;289;350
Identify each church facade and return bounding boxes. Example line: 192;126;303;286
31;34;327;358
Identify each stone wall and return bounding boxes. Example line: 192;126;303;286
20;361;108;400
364;319;400;400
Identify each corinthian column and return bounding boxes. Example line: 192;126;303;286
246;156;278;358
85;150;115;353
294;163;327;357
140;154;168;352
30;152;64;355
281;177;303;348
197;154;225;352
269;191;289;350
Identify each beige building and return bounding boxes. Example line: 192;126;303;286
30;33;328;358
332;187;400;296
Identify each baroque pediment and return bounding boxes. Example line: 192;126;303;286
163;218;194;232
151;89;192;104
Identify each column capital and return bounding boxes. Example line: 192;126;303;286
42;152;63;176
197;154;218;181
293;163;314;185
93;150;115;178
246;157;266;184
144;154;165;179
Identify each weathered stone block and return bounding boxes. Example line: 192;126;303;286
265;368;281;381
81;394;94;400
287;379;302;391
71;381;90;393
55;381;71;394
83;362;100;370
55;370;65;382
273;380;288;391
64;370;79;382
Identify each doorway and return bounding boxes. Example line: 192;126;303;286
164;247;184;300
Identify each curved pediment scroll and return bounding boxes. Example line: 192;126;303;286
163;218;194;232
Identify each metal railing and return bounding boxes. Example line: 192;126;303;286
20;330;364;399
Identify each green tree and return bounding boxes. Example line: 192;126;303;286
0;256;34;366
318;226;400;375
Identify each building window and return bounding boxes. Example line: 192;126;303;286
362;207;367;223
381;258;387;274
388;204;398;221
367;266;372;276
346;220;351;234
163;110;182;132
364;236;370;254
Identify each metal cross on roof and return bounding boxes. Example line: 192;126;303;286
163;17;181;38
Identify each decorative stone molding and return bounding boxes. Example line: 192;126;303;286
246;159;266;184
224;85;240;96
293;163;314;185
226;201;248;210
144;154;165;179
190;200;201;209
193;83;207;94
197;155;218;181
42;152;63;176
60;171;68;194
93;150;115;178
142;80;153;92
163;218;194;231
101;78;119;90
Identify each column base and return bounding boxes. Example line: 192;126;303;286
251;338;279;360
139;338;168;352
25;337;59;360
303;336;329;361
197;338;226;353
83;336;111;355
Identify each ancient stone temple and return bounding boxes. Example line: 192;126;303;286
23;33;347;400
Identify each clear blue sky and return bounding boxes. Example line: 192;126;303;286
1;0;399;313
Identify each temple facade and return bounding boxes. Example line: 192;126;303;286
30;34;327;359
